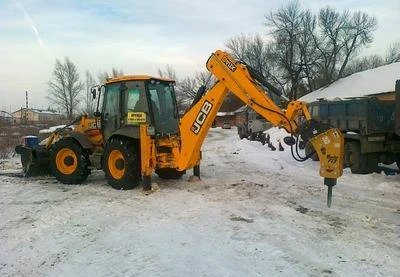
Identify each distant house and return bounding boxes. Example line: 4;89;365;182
233;105;250;127
11;108;64;124
0;111;13;123
214;93;243;127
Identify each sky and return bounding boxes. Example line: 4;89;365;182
0;0;399;112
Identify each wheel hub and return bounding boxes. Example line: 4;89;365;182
56;148;77;175
115;158;125;170
64;156;74;166
108;150;125;180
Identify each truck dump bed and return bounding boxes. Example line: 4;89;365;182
396;80;400;136
309;96;397;136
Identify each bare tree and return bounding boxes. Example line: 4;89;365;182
177;71;217;108
239;1;378;98
158;64;177;80
225;34;250;61
47;57;84;120
226;34;271;78
265;0;306;99
385;41;400;64
177;77;197;99
343;54;383;76
226;34;286;96
297;9;319;93
83;70;96;115
337;11;377;78
98;67;124;83
195;71;216;89
342;40;399;77
314;7;377;84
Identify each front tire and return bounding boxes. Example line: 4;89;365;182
104;138;140;190
50;138;90;184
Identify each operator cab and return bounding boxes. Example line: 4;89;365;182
100;75;180;140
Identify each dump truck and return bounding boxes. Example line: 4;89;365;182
307;80;400;174
15;50;345;206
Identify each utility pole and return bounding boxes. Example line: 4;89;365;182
25;91;28;125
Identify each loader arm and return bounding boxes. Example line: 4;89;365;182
177;50;344;205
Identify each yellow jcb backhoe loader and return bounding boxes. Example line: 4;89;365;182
15;50;344;206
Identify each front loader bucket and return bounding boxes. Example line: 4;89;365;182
15;145;51;177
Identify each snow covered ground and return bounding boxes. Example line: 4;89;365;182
0;127;399;277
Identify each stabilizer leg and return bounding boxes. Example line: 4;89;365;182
142;175;152;191
193;165;200;179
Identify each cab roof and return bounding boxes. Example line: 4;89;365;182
105;75;175;84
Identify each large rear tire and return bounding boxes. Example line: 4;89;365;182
50;138;90;184
367;153;379;173
104;138;140;190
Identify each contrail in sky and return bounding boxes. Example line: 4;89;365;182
13;0;46;48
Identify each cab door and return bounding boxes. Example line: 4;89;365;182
102;83;122;140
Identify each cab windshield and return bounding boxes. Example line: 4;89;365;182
147;80;179;135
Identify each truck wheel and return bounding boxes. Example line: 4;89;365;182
305;143;319;161
104;138;140;190
367;153;379;173
50;138;90;184
345;141;368;174
155;168;185;179
238;127;245;139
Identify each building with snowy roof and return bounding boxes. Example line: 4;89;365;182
0;110;13;123
11;108;64;124
301;62;400;103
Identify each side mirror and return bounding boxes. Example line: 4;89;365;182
91;88;97;99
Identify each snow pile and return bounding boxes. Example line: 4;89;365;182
264;126;289;142
301;62;400;102
39;125;68;134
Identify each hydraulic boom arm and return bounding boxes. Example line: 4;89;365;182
178;50;344;206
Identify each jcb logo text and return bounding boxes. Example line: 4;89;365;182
191;101;213;134
222;56;237;72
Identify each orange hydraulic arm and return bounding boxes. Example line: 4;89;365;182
177;50;344;206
